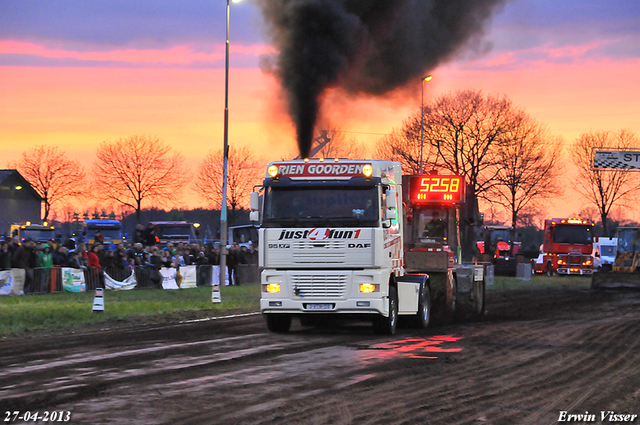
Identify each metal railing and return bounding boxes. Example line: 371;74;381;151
16;264;261;294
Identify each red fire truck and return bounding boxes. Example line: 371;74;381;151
534;218;594;276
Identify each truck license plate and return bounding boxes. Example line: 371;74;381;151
306;303;333;310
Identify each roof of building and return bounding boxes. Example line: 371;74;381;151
0;169;42;200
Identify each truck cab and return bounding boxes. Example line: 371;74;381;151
593;236;617;271
151;221;199;246
254;159;412;334
83;219;124;250
10;222;58;247
539;218;594;276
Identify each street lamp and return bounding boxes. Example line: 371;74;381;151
419;75;433;174
220;0;242;287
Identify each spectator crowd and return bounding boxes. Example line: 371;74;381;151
0;222;259;293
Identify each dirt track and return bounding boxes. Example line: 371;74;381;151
2;280;640;425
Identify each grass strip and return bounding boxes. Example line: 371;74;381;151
0;275;593;338
0;285;260;338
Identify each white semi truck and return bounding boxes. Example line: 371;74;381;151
250;159;485;334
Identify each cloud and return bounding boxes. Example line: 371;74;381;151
461;39;628;71
0;0;264;47
489;0;640;58
0;40;274;68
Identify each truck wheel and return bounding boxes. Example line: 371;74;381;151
265;314;292;333
373;286;398;335
413;283;431;329
429;272;455;326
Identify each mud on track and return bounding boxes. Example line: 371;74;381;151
1;281;639;425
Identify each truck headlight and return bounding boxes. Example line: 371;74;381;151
359;283;378;293
265;283;281;293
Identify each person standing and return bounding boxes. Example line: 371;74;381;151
0;242;12;270
52;246;69;267
87;245;103;289
144;223;157;247
134;223;146;245
12;238;36;293
37;244;53;293
227;243;240;285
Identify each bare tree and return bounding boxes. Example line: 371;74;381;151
93;135;189;224
423;90;517;198
194;146;264;224
373;112;439;174
571;129;640;236
488;115;563;237
373;90;534;259
7;145;86;222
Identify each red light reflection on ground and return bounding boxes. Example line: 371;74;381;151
363;335;463;360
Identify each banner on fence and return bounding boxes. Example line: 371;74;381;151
105;270;137;290
180;265;198;288
211;266;230;286
62;268;86;292
160;267;179;289
0;269;25;296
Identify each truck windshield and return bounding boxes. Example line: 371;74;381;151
618;229;640;253
22;229;55;241
600;245;616;256
156;226;192;237
231;226;259;245
408;205;450;243
262;186;379;228
87;227;121;240
553;225;592;245
488;229;512;243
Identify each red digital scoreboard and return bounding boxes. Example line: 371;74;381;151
407;175;465;203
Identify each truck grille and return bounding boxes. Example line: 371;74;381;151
292;240;347;264
290;275;347;298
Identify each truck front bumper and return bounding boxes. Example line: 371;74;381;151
557;268;593;275
260;269;391;317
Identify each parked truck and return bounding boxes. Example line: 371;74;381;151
592;236;617;272
151;221;199;246
82;219;124;249
533;218;594;276
477;225;521;276
10;222;58;246
251;159;485;334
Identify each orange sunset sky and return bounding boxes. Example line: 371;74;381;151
1;0;639;223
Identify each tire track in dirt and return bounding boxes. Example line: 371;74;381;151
214;298;640;425
3;285;639;425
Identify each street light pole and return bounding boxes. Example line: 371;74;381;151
219;0;240;287
419;75;433;174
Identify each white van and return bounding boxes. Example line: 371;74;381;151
593;236;617;271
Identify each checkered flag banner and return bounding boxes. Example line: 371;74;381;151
592;149;640;171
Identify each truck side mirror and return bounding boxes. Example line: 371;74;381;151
385;209;397;221
385;190;397;209
250;211;260;222
250;192;260;211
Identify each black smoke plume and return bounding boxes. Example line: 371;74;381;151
257;0;507;158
